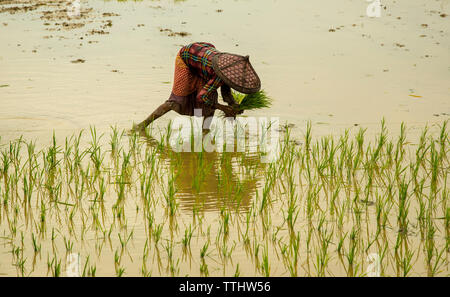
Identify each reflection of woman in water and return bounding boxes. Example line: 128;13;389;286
145;134;261;212
134;42;261;131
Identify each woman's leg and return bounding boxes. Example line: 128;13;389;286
135;51;190;131
202;107;216;131
135;101;181;130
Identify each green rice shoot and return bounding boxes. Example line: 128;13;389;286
233;90;272;111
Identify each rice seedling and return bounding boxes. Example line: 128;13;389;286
199;260;209;276
181;224;193;249
200;241;210;259
234;263;240;277
260;244;270;277
0;119;447;276
51;256;61;277
233;90;272;111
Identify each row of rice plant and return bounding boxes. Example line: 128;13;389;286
0;120;447;276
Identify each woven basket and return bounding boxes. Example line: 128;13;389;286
212;53;261;94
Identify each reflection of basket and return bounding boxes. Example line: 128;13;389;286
212;53;261;94
233;90;272;111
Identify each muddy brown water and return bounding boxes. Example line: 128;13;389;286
0;0;449;276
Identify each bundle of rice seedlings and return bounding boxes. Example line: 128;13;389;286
232;90;272;111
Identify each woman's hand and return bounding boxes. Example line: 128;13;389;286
214;103;238;118
223;105;238;118
231;103;244;114
220;85;243;114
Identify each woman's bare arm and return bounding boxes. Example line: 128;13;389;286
220;84;243;115
221;85;237;106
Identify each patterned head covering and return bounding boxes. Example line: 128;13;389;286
212;53;261;94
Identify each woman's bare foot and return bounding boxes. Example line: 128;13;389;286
133;122;146;131
127;123;145;136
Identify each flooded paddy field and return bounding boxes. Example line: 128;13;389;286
0;122;448;276
0;0;449;276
